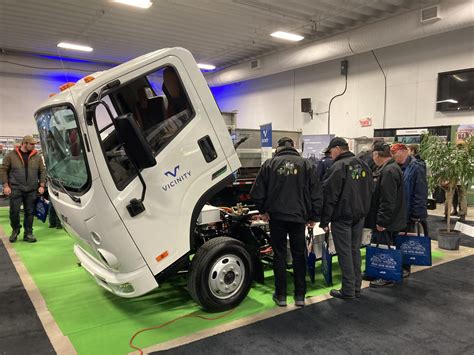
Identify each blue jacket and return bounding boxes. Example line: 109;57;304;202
400;156;428;220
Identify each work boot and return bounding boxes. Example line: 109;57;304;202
330;289;355;300
9;229;20;243
23;234;37;243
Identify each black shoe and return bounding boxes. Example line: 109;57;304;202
56;224;63;229
23;234;37;243
272;294;287;307
355;291;361;298
9;229;20;243
330;289;355;300
49;224;56;228
294;295;305;307
370;279;394;288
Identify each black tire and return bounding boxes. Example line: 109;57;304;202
188;237;253;312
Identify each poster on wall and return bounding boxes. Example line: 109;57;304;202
302;134;334;164
260;123;272;164
456;124;474;142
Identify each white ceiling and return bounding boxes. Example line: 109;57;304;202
0;0;439;69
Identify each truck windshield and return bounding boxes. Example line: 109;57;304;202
35;105;88;192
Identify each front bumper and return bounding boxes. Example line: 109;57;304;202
74;245;158;298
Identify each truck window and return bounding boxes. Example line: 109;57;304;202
94;66;194;189
35;105;89;192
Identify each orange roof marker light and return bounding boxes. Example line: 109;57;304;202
155;251;169;262
83;75;95;83
59;82;76;92
49;93;56;97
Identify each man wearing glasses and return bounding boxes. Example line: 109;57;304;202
0;135;46;243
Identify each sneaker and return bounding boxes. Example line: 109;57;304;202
23;234;37;243
294;295;305;307
9;229;20;243
330;289;355;300
370;279;394;288
272;293;287;307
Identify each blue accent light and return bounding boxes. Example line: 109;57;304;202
34;53;103;65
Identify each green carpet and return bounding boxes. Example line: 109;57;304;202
0;208;444;355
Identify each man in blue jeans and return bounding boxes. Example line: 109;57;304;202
0;136;46;243
251;137;321;307
320;137;373;299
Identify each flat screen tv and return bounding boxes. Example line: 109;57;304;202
436;68;474;112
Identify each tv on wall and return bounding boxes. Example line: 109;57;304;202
436;68;474;112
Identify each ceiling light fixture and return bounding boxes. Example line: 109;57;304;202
112;0;152;9
436;99;458;104
57;42;93;52
197;63;216;70
270;31;304;42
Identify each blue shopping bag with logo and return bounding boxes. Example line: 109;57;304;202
395;222;432;266
321;231;333;286
34;197;50;223
365;244;403;282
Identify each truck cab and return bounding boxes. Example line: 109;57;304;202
34;48;256;311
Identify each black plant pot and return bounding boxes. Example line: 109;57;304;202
437;229;461;250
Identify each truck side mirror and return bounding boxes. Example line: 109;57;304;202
115;113;156;169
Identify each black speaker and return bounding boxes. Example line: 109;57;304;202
301;98;312;113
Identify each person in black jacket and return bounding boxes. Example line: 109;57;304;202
316;151;333;181
366;142;406;287
320;137;372;299
251;137;321;307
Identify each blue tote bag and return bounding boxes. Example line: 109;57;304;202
365;233;403;282
34;197;50;223
395;222;432;266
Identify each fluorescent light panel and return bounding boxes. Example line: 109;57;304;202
436;99;458;104
271;31;304;41
112;0;152;9
198;63;216;70
57;42;93;52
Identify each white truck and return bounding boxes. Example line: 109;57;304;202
34;48;272;311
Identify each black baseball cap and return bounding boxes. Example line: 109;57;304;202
324;137;348;153
277;137;294;147
373;141;390;152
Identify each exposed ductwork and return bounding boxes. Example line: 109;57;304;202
206;0;474;87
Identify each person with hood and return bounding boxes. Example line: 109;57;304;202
320;137;372;299
0;135;46;243
366;142;406;287
251;137;321;307
390;143;428;277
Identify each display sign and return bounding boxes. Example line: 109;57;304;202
396;128;428;135
302;134;333;161
456;124;474;142
260;123;272;148
359;117;372;127
260;123;272;164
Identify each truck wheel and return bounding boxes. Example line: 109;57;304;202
188;237;253;312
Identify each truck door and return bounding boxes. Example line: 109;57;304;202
87;55;234;277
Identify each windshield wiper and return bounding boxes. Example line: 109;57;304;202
48;176;81;203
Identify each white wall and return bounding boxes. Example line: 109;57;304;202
0;55;112;136
212;26;474;137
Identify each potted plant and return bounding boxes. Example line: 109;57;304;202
420;133;474;250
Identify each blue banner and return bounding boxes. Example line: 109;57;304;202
260;123;272;148
365;245;403;282
395;235;432;266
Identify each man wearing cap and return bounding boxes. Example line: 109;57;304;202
0;135;46;243
320;137;372;299
251;137;321;307
366;142;406;287
390;143;428;277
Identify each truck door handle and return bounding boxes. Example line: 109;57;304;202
198;135;218;163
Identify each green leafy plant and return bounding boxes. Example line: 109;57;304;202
420;133;474;232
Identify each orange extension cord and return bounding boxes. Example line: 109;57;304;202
129;308;236;354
